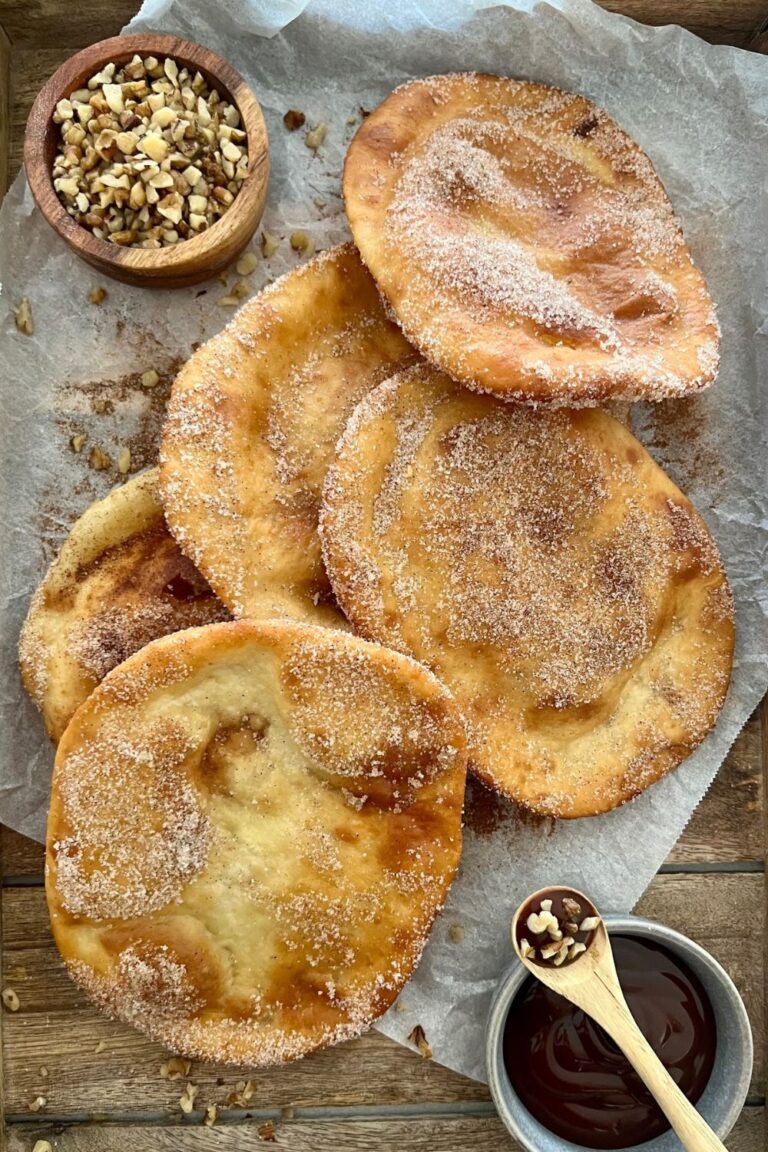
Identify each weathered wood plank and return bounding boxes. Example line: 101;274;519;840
6;1108;767;1151
0;25;10;197
1;874;762;1117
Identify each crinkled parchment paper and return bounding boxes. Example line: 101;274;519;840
1;0;766;1082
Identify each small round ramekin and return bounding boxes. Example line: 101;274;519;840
486;914;753;1152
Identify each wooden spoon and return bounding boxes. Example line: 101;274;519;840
511;886;727;1152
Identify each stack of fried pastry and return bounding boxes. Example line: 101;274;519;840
22;75;733;1065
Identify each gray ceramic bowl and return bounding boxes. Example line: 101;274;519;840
486;914;753;1152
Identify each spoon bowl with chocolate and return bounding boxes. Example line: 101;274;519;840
487;893;752;1152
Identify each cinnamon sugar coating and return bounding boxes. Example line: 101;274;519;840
46;619;466;1065
319;364;734;817
159;244;416;626
19;469;227;743
343;74;719;406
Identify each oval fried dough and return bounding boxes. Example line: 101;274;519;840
160;244;416;626
47;619;466;1065
319;364;734;818
19;469;227;743
343;74;719;406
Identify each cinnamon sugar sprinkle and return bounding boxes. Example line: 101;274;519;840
368;76;719;402
50;624;465;1065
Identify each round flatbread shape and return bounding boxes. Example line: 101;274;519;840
19;469;227;744
343;74;719;406
160;243;416;627
47;619;466;1064
319;364;734;818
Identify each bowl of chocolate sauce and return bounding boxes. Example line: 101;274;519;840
486;915;752;1152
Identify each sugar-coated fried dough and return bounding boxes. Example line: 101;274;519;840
160;244;416;626
320;364;734;818
343;74;719;406
47;619;466;1064
19;469;227;743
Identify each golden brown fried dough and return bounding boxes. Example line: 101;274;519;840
47;619;466;1064
160;244;416;626
344;74;719;406
320;364;734;817
19;469;227;743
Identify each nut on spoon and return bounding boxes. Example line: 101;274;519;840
511;886;727;1152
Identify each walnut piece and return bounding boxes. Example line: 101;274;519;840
1;987;20;1011
14;297;33;335
407;1023;432;1059
283;109;306;131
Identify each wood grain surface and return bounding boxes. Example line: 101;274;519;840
1;1;766;1150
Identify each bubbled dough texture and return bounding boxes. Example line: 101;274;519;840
319;366;734;818
46;620;466;1066
18;469;227;744
160;243;416;627
343;74;719;406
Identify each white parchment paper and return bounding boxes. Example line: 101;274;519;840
1;0;766;1082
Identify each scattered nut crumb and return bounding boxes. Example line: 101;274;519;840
203;1104;217;1127
346;114;357;125
29;1095;47;1112
448;924;464;943
14;297;33;335
260;230;279;258
33;1142;53;1152
217;294;240;307
394;999;406;1013
88;446;112;471
94;1040;106;1054
226;1078;256;1107
179;1081;199;1114
281;1105;296;1120
70;432;87;453
160;1057;191;1080
235;250;259;277
39;1066;49;1078
117;446;132;474
87;286;107;304
290;230;314;256
258;1121;277;1142
1;987;20;1012
231;278;251;300
304;122;326;150
407;1023;432;1060
140;368;160;388
283;109;306;131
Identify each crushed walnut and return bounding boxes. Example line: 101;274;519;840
260;230;279;258
51;54;248;248
407;1023;433;1059
87;286;107;304
258;1121;278;1142
160;1056;191;1081
1;987;20;1011
29;1095;47;1112
290;230;314;256
179;1081;200;1114
515;890;601;968
304;122;326;150
283;109;306;131
226;1078;256;1107
14;297;34;335
33;1142;53;1152
203;1104;218;1127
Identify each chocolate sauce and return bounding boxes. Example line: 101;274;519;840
503;936;716;1149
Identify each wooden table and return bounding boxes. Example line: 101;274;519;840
1;1;766;1148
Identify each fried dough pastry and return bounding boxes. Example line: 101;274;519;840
160;244;416;626
343;74;719;406
47;619;466;1065
319;364;734;818
19;469;227;743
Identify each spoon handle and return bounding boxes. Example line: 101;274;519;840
590;975;727;1152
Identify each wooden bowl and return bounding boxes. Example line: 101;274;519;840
23;34;269;288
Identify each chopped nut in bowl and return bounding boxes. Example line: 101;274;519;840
24;34;269;288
